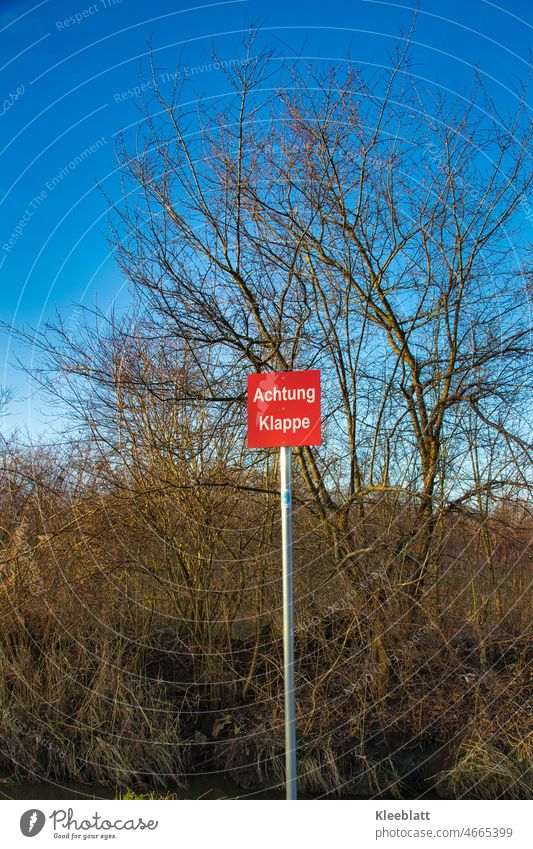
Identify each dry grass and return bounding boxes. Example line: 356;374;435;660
0;453;530;798
442;733;532;799
0;630;184;788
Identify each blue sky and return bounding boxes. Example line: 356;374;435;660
0;0;531;436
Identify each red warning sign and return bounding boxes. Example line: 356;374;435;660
247;370;321;448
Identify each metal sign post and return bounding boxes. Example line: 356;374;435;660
247;370;321;801
280;445;297;800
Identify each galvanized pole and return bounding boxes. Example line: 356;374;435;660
280;445;297;800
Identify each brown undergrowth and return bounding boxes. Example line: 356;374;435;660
0;459;530;798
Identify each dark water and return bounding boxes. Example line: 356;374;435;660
0;774;286;800
0;766;443;799
0;777;441;800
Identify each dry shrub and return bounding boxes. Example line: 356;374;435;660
0;630;184;788
0;445;530;797
441;732;532;800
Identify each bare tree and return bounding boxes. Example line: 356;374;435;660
103;35;530;590
14;31;532;640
